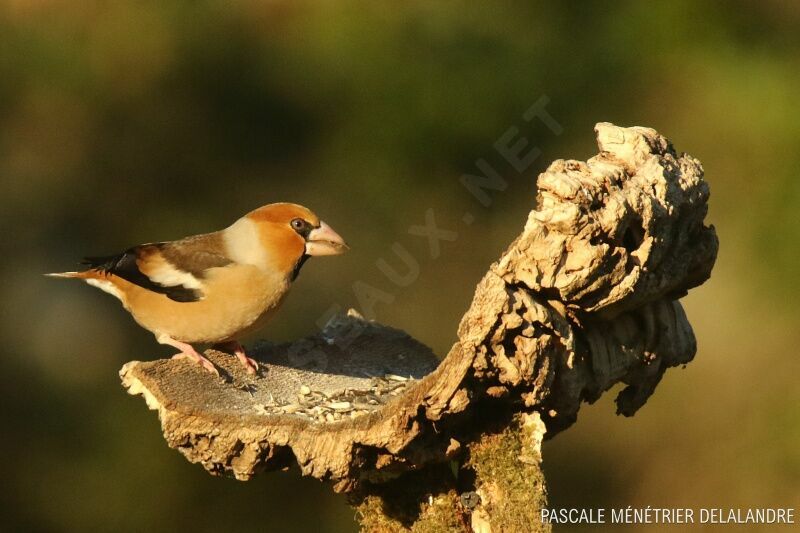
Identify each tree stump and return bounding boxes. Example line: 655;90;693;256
120;123;718;532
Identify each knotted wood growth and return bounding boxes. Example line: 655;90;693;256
121;123;717;532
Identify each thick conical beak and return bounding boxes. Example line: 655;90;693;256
305;221;349;256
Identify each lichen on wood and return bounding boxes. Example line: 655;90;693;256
120;123;718;531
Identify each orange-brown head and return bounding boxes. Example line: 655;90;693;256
224;203;347;278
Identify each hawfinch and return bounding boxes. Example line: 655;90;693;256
48;203;348;376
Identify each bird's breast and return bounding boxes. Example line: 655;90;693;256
123;264;291;344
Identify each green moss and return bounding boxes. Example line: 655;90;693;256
354;495;408;533
467;413;550;533
352;465;469;532
410;492;468;533
353;415;549;532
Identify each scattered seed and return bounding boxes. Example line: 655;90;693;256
282;403;300;414
246;374;421;422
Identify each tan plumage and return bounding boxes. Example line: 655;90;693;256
47;203;348;375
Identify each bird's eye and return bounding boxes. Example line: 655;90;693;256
291;218;306;231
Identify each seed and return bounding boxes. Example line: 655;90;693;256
282;403;300;414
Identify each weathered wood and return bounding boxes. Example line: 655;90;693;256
120;123;717;531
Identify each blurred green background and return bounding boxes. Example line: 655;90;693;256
1;1;798;531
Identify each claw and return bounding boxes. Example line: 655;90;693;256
157;334;219;376
171;351;220;376
237;353;259;375
214;340;258;375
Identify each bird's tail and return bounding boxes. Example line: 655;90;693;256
44;270;95;280
45;269;124;300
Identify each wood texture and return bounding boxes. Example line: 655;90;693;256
120;123;717;531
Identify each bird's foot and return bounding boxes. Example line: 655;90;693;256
214;340;258;375
171;351;219;376
158;335;219;376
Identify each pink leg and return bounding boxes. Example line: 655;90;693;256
157;334;219;376
213;340;258;375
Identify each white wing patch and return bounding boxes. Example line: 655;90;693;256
145;262;204;291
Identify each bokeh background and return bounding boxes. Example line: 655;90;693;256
1;1;798;531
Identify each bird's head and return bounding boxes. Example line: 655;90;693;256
226;203;348;277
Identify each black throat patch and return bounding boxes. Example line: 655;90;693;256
291;254;310;282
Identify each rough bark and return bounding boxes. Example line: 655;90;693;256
120;123;717;532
